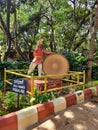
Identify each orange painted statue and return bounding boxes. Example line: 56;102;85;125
28;39;52;76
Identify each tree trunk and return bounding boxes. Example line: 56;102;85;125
6;0;11;51
13;0;17;42
87;1;98;82
50;26;56;52
13;40;28;61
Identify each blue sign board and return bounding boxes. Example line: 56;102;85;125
12;78;27;95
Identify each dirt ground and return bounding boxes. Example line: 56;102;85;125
26;97;98;130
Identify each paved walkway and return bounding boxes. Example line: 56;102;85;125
26;99;98;130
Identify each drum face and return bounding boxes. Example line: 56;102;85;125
43;54;69;79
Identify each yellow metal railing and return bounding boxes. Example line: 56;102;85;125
4;68;85;97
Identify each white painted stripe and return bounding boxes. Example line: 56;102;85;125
90;86;97;96
52;97;66;113
74;90;84;104
16;106;38;130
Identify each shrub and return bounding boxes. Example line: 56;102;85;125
4;91;30;112
30;88;54;105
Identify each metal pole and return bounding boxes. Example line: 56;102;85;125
4;68;7;94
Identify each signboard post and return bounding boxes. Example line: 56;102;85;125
12;78;27;109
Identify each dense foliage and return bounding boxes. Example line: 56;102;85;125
0;0;97;56
0;0;98;81
0;0;98;116
0;51;98;91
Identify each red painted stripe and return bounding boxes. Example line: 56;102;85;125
83;89;92;100
0;112;18;130
65;93;76;107
36;102;54;121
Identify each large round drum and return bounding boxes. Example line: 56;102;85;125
43;53;69;79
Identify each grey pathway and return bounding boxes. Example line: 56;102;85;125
26;99;98;130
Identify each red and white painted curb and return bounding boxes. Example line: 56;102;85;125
0;86;98;130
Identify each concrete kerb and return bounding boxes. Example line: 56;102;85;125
0;86;98;130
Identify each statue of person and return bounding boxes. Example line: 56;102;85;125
28;39;52;76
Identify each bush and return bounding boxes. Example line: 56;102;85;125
4;92;18;112
30;88;54;105
0;61;30;90
4;91;30;112
61;51;88;72
92;65;98;80
61;51;98;80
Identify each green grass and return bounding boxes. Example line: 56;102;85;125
92;80;98;86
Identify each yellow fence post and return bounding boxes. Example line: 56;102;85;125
77;72;79;83
30;76;34;105
83;71;85;89
44;76;47;92
4;68;6;94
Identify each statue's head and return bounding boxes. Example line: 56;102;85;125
37;39;44;48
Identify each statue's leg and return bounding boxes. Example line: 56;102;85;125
28;62;37;75
38;64;42;76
